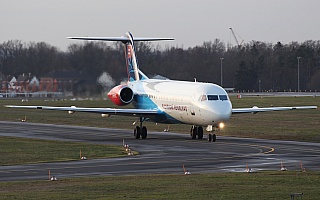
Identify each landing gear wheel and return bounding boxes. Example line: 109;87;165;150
190;126;197;139
208;133;212;142
212;134;217;142
134;126;141;139
197;126;203;139
141;126;147;139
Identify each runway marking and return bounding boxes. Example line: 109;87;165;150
264;147;275;154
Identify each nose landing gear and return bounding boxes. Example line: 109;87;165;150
206;125;218;142
190;125;217;142
207;133;216;142
189;125;218;142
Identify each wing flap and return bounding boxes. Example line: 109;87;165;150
232;106;317;114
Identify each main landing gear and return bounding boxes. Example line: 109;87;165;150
190;126;203;139
190;125;216;142
134;117;147;139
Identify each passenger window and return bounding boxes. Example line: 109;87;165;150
207;95;219;101
219;95;228;101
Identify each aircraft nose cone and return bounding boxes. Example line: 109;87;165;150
211;102;232;122
217;108;232;121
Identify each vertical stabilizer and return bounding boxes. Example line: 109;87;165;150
125;32;141;82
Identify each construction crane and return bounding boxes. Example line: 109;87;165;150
229;27;244;48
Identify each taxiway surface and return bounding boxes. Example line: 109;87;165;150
0;121;319;181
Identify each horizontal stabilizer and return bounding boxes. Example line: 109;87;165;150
67;37;174;42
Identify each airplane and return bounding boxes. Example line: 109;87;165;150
6;32;317;142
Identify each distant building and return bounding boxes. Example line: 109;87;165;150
1;70;99;97
1;73;40;96
29;76;40;92
9;76;17;92
16;73;31;92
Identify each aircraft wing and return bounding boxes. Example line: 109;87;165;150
5;105;159;117
232;106;317;114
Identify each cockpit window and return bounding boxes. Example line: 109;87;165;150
207;95;219;101
219;95;228;101
199;94;229;101
199;95;207;101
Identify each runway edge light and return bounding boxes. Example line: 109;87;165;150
80;150;87;160
182;164;191;175
280;161;287;171
48;170;57;181
123;139;133;156
300;161;306;172
246;163;253;173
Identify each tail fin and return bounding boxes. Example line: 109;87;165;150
68;32;174;82
124;32;141;81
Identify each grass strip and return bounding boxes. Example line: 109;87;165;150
0;171;319;199
0;136;129;165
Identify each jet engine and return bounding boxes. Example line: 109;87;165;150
107;85;134;106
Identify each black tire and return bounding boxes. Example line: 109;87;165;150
212;134;217;142
134;126;141;139
197;126;203;139
191;126;197;139
208;133;212;142
141;126;147;139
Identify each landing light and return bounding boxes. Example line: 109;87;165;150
219;122;225;129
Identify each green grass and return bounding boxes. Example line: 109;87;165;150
0;171;319;199
0;136;130;165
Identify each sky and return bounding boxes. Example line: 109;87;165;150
1;0;320;51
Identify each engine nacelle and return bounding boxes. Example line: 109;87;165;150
107;85;134;106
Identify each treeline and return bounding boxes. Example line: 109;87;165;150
1;39;320;94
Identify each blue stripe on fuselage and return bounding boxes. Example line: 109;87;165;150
132;93;183;124
132;94;157;109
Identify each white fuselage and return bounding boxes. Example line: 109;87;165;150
129;79;233;127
